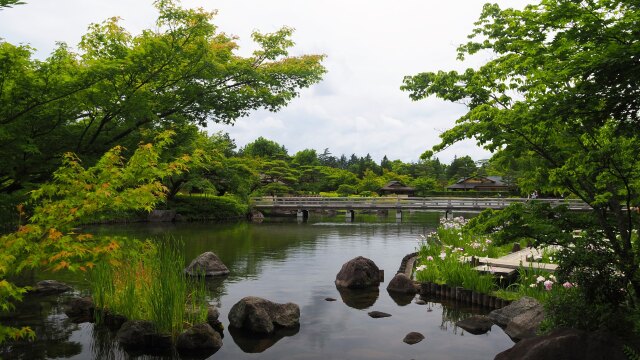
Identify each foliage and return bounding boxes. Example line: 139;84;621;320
541;287;634;335
90;237;208;337
0;132;194;342
0;0;325;194
403;0;640;319
240;137;289;160
168;194;248;220
0;0;23;9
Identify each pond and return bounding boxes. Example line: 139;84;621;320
1;211;515;360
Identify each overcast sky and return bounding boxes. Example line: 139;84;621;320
0;0;532;164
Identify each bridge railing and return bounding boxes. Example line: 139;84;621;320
251;196;591;210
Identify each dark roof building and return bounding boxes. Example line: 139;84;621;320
379;181;415;196
446;176;510;192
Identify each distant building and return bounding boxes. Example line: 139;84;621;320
446;176;510;192
379;181;416;196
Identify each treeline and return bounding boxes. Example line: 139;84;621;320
170;133;508;199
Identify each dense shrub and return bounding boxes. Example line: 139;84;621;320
169;194;248;220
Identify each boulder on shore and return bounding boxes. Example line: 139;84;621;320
495;328;627;360
228;297;300;334
489;296;543;341
335;256;382;289
386;273;417;294
184;252;230;277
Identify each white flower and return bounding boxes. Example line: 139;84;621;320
439;252;447;260
536;276;546;283
416;265;427;272
529;283;537;288
549;274;557;281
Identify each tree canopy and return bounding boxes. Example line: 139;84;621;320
0;0;325;193
403;0;640;311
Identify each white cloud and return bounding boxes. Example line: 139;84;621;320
0;0;531;164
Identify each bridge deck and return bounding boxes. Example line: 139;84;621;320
252;196;591;212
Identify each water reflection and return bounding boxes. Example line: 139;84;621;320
0;295;82;359
228;325;300;353
2;212;516;360
336;286;379;310
387;290;415;306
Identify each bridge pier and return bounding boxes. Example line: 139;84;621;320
395;210;402;222
297;209;309;221
345;210;355;222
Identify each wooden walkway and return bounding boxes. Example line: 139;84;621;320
252;196;591;212
471;247;559;278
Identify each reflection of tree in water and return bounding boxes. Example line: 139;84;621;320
0;295;82;359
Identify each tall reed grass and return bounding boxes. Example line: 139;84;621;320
89;237;208;338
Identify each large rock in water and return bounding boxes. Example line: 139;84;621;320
489;296;543;341
228;297;300;334
335;256;382;289
184;252;230;277
176;323;223;355
386;273;417;294
495;328;627;360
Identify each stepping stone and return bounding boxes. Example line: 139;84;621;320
368;311;391;318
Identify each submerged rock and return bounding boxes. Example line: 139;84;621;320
184;252;230;277
335;256;382;289
403;332;425;344
228;297;300;334
456;315;494;335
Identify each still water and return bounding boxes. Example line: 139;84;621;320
2;212;514;360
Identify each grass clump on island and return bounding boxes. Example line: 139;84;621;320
89;237;208;338
414;216;574;302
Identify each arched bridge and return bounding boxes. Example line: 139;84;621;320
251;196;591;220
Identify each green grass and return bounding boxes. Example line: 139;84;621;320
89;237;208;338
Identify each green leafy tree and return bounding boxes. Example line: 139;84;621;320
446;155;477;181
0;0;324;194
292;149;320;167
240;137;289;160
403;0;640;316
0;131;195;343
358;169;384;194
411;177;439;196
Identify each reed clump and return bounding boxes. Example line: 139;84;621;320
89;237;208;338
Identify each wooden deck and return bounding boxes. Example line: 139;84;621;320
471;247;559;277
